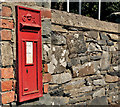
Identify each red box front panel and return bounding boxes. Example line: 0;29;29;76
16;6;43;102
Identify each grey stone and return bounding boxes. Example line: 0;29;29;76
72;62;95;77
84;31;98;39
93;79;106;86
100;33;109;40
51;33;66;45
54;65;66;74
49;87;64;96
42;36;51;44
48;62;55;74
70;57;81;66
51;97;69;105
98;40;106;46
64;78;85;90
90;56;101;61
80;56;89;64
106;40;114;46
69;95;91;104
51;73;72;84
112;95;119;102
87;43;102;52
42;19;51;35
75;102;87;105
86;38;97;43
38;94;52;105
1;42;13;66
101;46;109;51
89;96;108;105
93;88;105;98
66;32;87;55
100;51;110;71
79;86;93;92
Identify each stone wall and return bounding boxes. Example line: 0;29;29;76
49;9;120;105
0;2;52;105
0;2;120;106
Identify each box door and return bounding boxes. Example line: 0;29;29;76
16;6;43;102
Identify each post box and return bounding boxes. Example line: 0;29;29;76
16;6;43;102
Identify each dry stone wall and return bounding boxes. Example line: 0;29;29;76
49;9;120;105
0;2;120;106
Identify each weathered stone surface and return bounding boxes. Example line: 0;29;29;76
52;24;68;32
66;32;87;56
113;65;120;72
51;32;66;45
38;94;52;105
64;78;85;90
84;31;98;39
105;75;119;83
52;9;119;33
72;63;95;77
87;43;102;52
69;95;91;104
51;73;72;84
86;38;97;43
93;88;105;98
79;86;93;92
49;87;64;96
98;40;106;46
108;34;120;41
48;62;55;74
51;97;69;105
93;79;106;86
100;33;109;40
1;42;13;66
80;56;89;64
100;51;110;71
54;65;66;74
106;40;114;46
42;19;51;35
90;55;101;61
89;96;108;105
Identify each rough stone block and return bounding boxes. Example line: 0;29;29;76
2;91;15;104
100;51;110;71
51;73;72;84
100;32;109;40
1;80;13;92
51;33;66;45
93;88;105;98
84;31;98;39
89;96;108;105
1;42;13;66
93;79;106;86
108;34;119;42
105;75;119;83
72;62;95;77
42;19;51;35
51;97;69;105
66;32;87;55
2;6;12;17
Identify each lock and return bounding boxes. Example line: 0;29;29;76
26;69;28;73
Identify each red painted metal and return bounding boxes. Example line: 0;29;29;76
16;6;42;102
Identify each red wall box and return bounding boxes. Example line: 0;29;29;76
16;6;43;102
